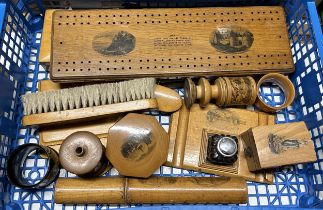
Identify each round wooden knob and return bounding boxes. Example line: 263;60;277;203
106;113;169;178
59;131;111;177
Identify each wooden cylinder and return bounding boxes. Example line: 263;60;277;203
55;176;248;204
172;102;189;167
127;176;247;204
55;177;124;204
184;77;257;109
214;76;257;106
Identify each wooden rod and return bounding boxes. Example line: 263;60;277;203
172;103;189;167
54;176;248;204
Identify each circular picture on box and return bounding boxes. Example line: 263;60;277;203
92;31;136;56
210;26;254;53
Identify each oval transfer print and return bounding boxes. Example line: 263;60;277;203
210;26;254;53
92;31;136;56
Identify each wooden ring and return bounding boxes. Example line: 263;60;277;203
255;73;295;113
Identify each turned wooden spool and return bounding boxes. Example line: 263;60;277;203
184;77;257;109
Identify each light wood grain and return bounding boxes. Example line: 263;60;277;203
54;176;247;204
106;113;169;178
171;100;189;167
166;104;275;183
255;73;295;113
40;117;121;146
39;9;57;65
37;80;122;148
50;7;294;82
22;99;158;126
241;122;317;171
184;76;257;108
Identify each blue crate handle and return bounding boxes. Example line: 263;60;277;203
307;1;323;64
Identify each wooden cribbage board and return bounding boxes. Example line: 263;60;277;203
167;104;275;183
51;7;294;82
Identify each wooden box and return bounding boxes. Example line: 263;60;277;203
241;122;317;171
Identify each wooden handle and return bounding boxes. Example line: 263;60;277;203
54;176;248;204
22;99;158;126
154;85;182;112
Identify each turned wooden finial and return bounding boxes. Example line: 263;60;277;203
184;77;257;109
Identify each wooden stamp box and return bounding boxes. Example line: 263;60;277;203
241;122;317;171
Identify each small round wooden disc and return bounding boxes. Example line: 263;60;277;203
184;78;197;109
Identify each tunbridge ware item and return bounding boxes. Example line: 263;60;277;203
6;144;60;189
36;80;123;147
255;73;295;113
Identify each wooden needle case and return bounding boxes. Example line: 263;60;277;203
241;122;317;171
54;176;248;204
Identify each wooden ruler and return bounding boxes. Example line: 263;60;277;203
51;7;294;82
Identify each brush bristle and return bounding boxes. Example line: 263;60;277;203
22;78;156;115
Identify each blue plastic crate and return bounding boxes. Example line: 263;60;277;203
1;0;323;209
